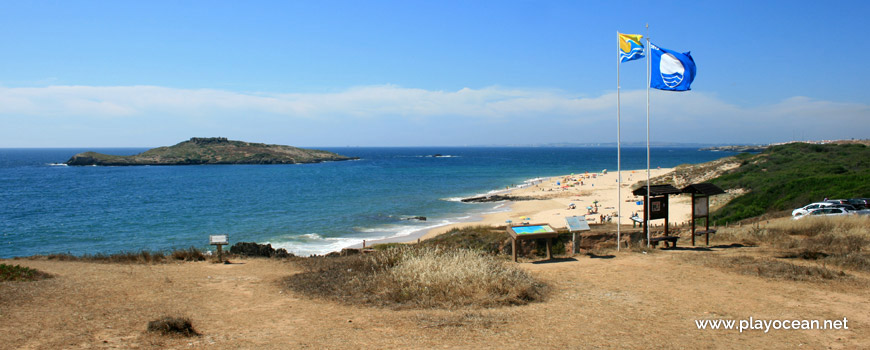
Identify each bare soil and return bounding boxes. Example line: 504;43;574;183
2;246;868;349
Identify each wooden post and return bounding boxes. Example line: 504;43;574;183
705;215;711;246
512;238;518;262
664;195;670;237
216;244;223;263
693;194;698;246
572;232;577;254
546;238;552;260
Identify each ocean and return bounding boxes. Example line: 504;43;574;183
0;147;733;258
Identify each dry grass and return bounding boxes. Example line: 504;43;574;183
412;311;506;330
689;255;848;282
22;247;207;264
713;216;870;272
683;216;869;282
285;246;546;309
0;263;52;282
146;316;200;337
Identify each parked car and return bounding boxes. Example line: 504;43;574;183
792;202;836;216
848;198;870;209
792;207;854;220
831;204;859;211
825;199;850;205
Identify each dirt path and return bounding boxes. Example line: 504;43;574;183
2;247;867;349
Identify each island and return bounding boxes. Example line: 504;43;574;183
65;137;358;166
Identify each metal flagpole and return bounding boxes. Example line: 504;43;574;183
646;24;651;248
616;31;621;251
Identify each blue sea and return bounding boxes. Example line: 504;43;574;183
0;147;733;258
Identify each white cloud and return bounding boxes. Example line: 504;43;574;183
0;84;867;146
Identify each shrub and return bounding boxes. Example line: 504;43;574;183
0;264;52;282
147;316;200;337
171;247;206;261
27;248;206;264
285;246;546;309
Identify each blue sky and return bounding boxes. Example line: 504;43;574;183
1;0;868;147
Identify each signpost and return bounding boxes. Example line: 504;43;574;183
209;234;228;263
565;216;591;254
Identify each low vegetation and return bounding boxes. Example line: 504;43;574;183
708;143;870;223
147;316;200;337
687;216;870;282
24;247;206;264
285;246;546;309
0;264;52;282
690;255;847;282
714;216;870;271
418;225;509;254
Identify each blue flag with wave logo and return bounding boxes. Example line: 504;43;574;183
650;43;696;91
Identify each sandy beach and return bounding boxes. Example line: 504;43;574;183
417;167;689;241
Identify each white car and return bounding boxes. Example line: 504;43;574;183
792;207;854;220
792;202;835;216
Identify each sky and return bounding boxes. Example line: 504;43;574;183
1;0;868;147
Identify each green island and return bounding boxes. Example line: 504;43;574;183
65;137;358;166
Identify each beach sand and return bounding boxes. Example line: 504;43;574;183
418;167;690;241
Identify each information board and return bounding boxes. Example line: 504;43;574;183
649;197;668;220
694;196;709;217
209;235;228;245
511;225;556;234
565;216;591;232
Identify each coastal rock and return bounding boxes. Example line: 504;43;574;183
401;216;427;221
461;195;538;203
65;137;359;166
229;242;294;258
699;145;768;153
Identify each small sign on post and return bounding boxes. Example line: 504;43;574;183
565;216;591;254
209;234;228;263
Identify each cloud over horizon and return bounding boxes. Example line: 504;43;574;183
1;84;868;147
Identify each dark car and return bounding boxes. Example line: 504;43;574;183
831;204;859;211
848;198;870;209
825;199;850;205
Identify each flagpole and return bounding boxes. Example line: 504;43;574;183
645;24;651;248
616;31;622;252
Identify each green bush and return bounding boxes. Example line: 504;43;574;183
0;264;52;282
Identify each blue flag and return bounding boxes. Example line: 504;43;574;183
650;43;696;91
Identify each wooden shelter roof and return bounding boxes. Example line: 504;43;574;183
632;184;682;196
681;183;726;196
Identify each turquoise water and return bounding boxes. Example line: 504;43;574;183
0;147;733;258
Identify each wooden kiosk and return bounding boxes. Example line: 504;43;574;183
632;185;682;247
506;224;558;262
681;183;726;246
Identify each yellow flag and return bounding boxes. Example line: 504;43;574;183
618;33;644;62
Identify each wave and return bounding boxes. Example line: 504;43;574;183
444;176;549;202
47;163;68;167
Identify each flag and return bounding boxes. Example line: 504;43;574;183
649;43;696;91
618;33;645;63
